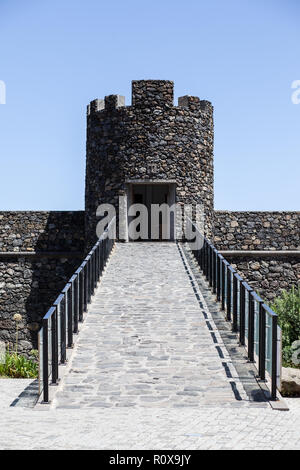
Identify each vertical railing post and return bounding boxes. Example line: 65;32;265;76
67;286;73;348
60;294;66;364
84;263;88;312
208;246;212;287
51;307;58;384
91;253;94;296
226;267;231;321
42;317;49;403
79;269;84;322
87;257;91;304
207;245;210;283
100;239;103;276
239;283;245;345
232;274;238;332
212;250;217;294
93;250;97;289
96;247;98;280
207;243;210;280
200;244;204;270
97;243;100;279
90;253;94;296
271;315;278;400
103;237;106;268
248;292;255;362
206;244;209;281
99;242;102;276
106;233;109;261
73;276;79;334
91;251;95;293
90;255;93;298
103;239;106;271
86;259;89;305
221;262;225;311
210;247;213;287
259;302;266;380
216;255;221;301
95;245;99;283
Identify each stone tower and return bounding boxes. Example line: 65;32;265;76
85;80;214;247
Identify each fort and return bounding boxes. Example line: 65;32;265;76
0;80;299;355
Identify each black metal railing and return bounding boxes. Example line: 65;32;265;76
186;218;281;401
38;217;116;403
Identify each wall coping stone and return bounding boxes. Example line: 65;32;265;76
220;250;300;257
0;251;83;258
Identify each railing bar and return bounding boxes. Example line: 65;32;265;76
67;286;73;348
248;293;255;362
259;302;266;380
51;307;58;384
271;315;278;400
232;274;238;332
60;294;66;364
42;318;49;403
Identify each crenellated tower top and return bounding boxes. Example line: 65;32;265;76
87;80;212;115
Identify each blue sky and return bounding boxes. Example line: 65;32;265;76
0;0;299;210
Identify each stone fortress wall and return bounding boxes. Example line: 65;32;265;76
214;211;299;250
0;212;84;354
213;211;300;301
0;80;299;354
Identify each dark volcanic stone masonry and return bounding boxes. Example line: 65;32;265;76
214;211;299;250
85;80;214;247
214;211;300;300
229;257;300;302
0;212;84;354
0;255;82;354
0;211;85;252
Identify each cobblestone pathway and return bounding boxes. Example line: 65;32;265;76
53;242;267;409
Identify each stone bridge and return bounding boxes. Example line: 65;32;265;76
51;242;269;409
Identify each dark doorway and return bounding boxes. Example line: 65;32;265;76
127;183;175;241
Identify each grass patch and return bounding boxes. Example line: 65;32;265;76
0;351;38;379
271;285;300;368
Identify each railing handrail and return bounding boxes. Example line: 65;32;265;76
234;272;244;282
242;280;253;292
262;303;279;318
38;216;116;403
61;283;71;294
53;294;64;306
186;216;281;401
43;306;56;321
